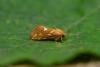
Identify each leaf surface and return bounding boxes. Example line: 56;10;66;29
0;0;100;65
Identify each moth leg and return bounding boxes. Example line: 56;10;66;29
55;36;62;42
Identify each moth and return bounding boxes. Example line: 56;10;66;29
30;25;65;42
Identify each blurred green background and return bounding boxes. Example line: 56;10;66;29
0;0;100;67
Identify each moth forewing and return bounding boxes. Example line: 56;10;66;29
30;25;65;41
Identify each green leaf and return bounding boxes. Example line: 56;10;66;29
0;0;100;66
